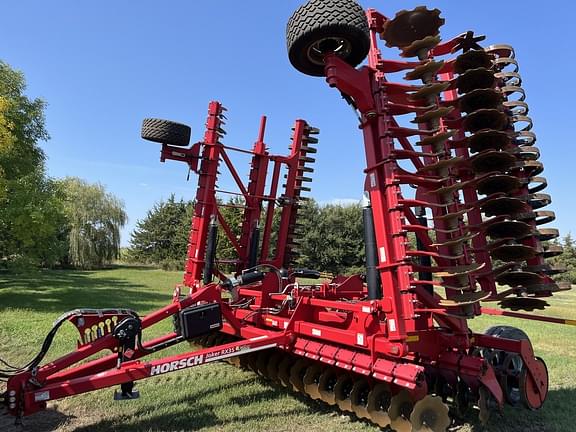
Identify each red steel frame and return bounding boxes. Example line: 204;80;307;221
4;6;573;422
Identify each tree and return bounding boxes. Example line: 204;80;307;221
550;234;576;284
295;201;365;274
0;61;66;268
58;177;127;269
0;61;48;181
128;195;193;268
129;197;369;275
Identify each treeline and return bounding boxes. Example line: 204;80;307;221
0;61;126;270
127;196;367;274
128;194;576;283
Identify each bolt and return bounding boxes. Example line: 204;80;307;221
9;397;15;403
9;403;15;409
9;390;15;396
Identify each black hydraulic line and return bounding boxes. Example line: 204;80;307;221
203;216;218;285
248;224;260;269
0;308;139;376
363;202;382;300
415;206;433;294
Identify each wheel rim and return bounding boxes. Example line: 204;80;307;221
501;353;524;406
307;37;352;66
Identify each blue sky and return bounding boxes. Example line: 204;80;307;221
1;1;574;246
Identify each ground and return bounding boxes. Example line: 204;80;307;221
0;266;574;432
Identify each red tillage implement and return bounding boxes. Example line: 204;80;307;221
2;2;574;430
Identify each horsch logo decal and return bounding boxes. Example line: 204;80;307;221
151;354;204;376
150;346;245;376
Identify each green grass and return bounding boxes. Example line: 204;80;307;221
0;266;575;432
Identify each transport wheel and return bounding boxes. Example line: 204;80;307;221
318;367;339;405
141;118;191;146
485;325;529;340
485;325;534;406
388;390;414;432
366;383;392;427
278;356;295;387
519;357;548;410
286;0;370;76
289;359;311;392
409;395;451;432
334;373;355;412
350;378;371;419
500;353;524;406
302;363;324;399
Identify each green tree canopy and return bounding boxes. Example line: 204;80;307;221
294;201;365;274
58;177;127;269
0;61;66;268
128;194;193;267
128;197;367;275
550;233;576;283
0;61;48;181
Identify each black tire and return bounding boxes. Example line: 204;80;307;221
141;118;191;146
286;0;370;76
485;325;530;407
485;325;529;341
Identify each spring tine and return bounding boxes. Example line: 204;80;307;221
301;146;317;153
303;136;319;144
299;156;316;163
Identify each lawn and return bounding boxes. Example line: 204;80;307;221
0;266;574;432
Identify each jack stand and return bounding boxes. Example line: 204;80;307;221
114;381;139;400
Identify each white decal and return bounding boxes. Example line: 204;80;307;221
356;333;365;346
150;343;279;376
312;328;322;337
370;173;376;188
151;354;204;376
379;246;387;263
34;391;50;402
389;319;396;332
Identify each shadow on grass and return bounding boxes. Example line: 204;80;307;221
465;387;576;432
72;377;311;432
15;371;576;432
1;407;70;432
0;268;167;313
